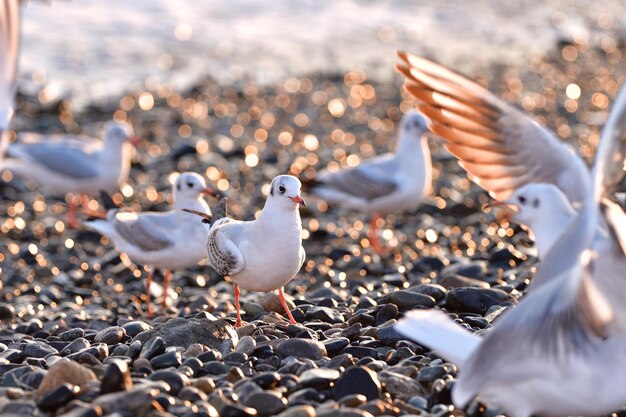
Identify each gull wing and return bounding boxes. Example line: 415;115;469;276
0;0;19;164
395;309;481;367
112;211;175;252
315;154;398;201
9;142;99;179
396;51;590;205
207;220;245;276
456;249;613;406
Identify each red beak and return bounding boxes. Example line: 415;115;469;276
201;187;221;197
129;136;142;145
289;195;306;207
483;200;518;222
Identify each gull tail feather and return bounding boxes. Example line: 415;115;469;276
395;309;481;367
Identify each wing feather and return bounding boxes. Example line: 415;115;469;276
397;51;590;205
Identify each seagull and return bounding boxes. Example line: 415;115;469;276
395;51;591;206
396;78;626;417
305;111;431;254
490;183;577;259
84;172;218;315
186;175;306;328
0;0;19;167
2;120;139;228
396;52;626;322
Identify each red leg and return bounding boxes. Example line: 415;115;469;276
278;287;297;325
234;283;243;328
369;213;385;255
79;193;91;209
162;270;171;309
67;194;79;229
145;268;154;317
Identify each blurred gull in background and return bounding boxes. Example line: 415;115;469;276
305;111;432;254
0;0;19;170
2;120;138;228
85;172;217;315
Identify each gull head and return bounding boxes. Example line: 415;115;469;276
104;121;140;145
173;172;219;203
269;175;306;208
400;111;429;136
499;183;574;227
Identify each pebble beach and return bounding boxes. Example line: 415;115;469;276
2;3;626;417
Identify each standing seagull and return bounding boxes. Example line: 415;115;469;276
85;172;218;315
396;79;626;417
187;175;306;328
306;111;431;254
0;0;19;168
2;120;138;228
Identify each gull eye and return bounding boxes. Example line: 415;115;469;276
518;195;527;205
278;185;286;194
187;182;194;188
413;120;420;128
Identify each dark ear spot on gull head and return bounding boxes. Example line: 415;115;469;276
533;198;540;208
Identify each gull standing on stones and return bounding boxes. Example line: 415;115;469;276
305;111;431;254
85;172;218;315
0;0;19;168
396;79;626;417
2;120;139;227
186;175;306;328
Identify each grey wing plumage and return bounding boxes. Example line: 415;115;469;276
0;0;19;163
316;159;398;201
11;142;99;179
112;211;174;252
396;52;590;205
207;221;244;276
592;82;626;203
459;251;612;395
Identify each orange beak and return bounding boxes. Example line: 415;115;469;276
289;195;306;207
201;187;222;198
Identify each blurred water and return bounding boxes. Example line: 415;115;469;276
20;0;626;107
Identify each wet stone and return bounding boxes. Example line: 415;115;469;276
59;328;85;342
322;337;350;356
342;346;379;360
101;358;133;394
24;341;58;358
37;383;79;411
133;318;237;350
305;306;345;324
94;326;126;345
375;304;398;325
0;303;15;320
220;403;259;417
151;350;183;369
417;365;447;384
332;365;381;401
236;336;257;356
243;391;288;416
149;370;189;395
438;274;490;289
121;321;151;338
445;288;511;315
375;325;404;346
385;290;436;309
63;338;90;354
140;336;166;360
252;372;281;389
410;284;447;302
276;339;326;360
298;368;340;389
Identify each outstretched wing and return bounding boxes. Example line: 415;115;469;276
396;51;590;205
0;0;19;164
